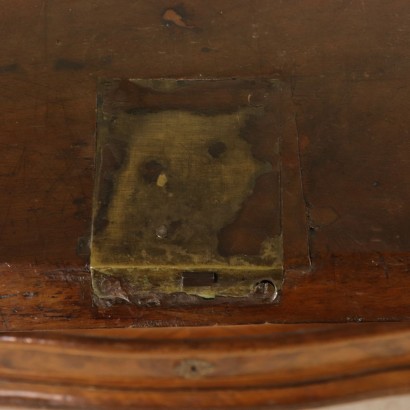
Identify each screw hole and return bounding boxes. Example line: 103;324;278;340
253;280;277;301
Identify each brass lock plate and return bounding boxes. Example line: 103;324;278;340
91;79;284;304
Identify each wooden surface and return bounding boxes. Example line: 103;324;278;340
1;2;410;408
0;323;410;409
0;2;409;320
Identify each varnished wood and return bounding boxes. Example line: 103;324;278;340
0;0;409;328
1;1;410;407
1;254;410;330
1;323;410;409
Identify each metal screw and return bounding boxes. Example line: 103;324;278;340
253;280;277;302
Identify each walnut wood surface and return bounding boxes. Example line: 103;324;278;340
1;323;410;409
1;0;409;329
0;254;409;330
1;2;410;407
0;0;410;408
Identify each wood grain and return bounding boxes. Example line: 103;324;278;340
0;253;409;330
2;2;410;408
1;323;410;409
0;1;409;324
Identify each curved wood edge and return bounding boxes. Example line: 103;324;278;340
1;323;410;409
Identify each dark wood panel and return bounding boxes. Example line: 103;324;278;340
0;0;410;328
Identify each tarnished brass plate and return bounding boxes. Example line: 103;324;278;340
91;79;283;303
